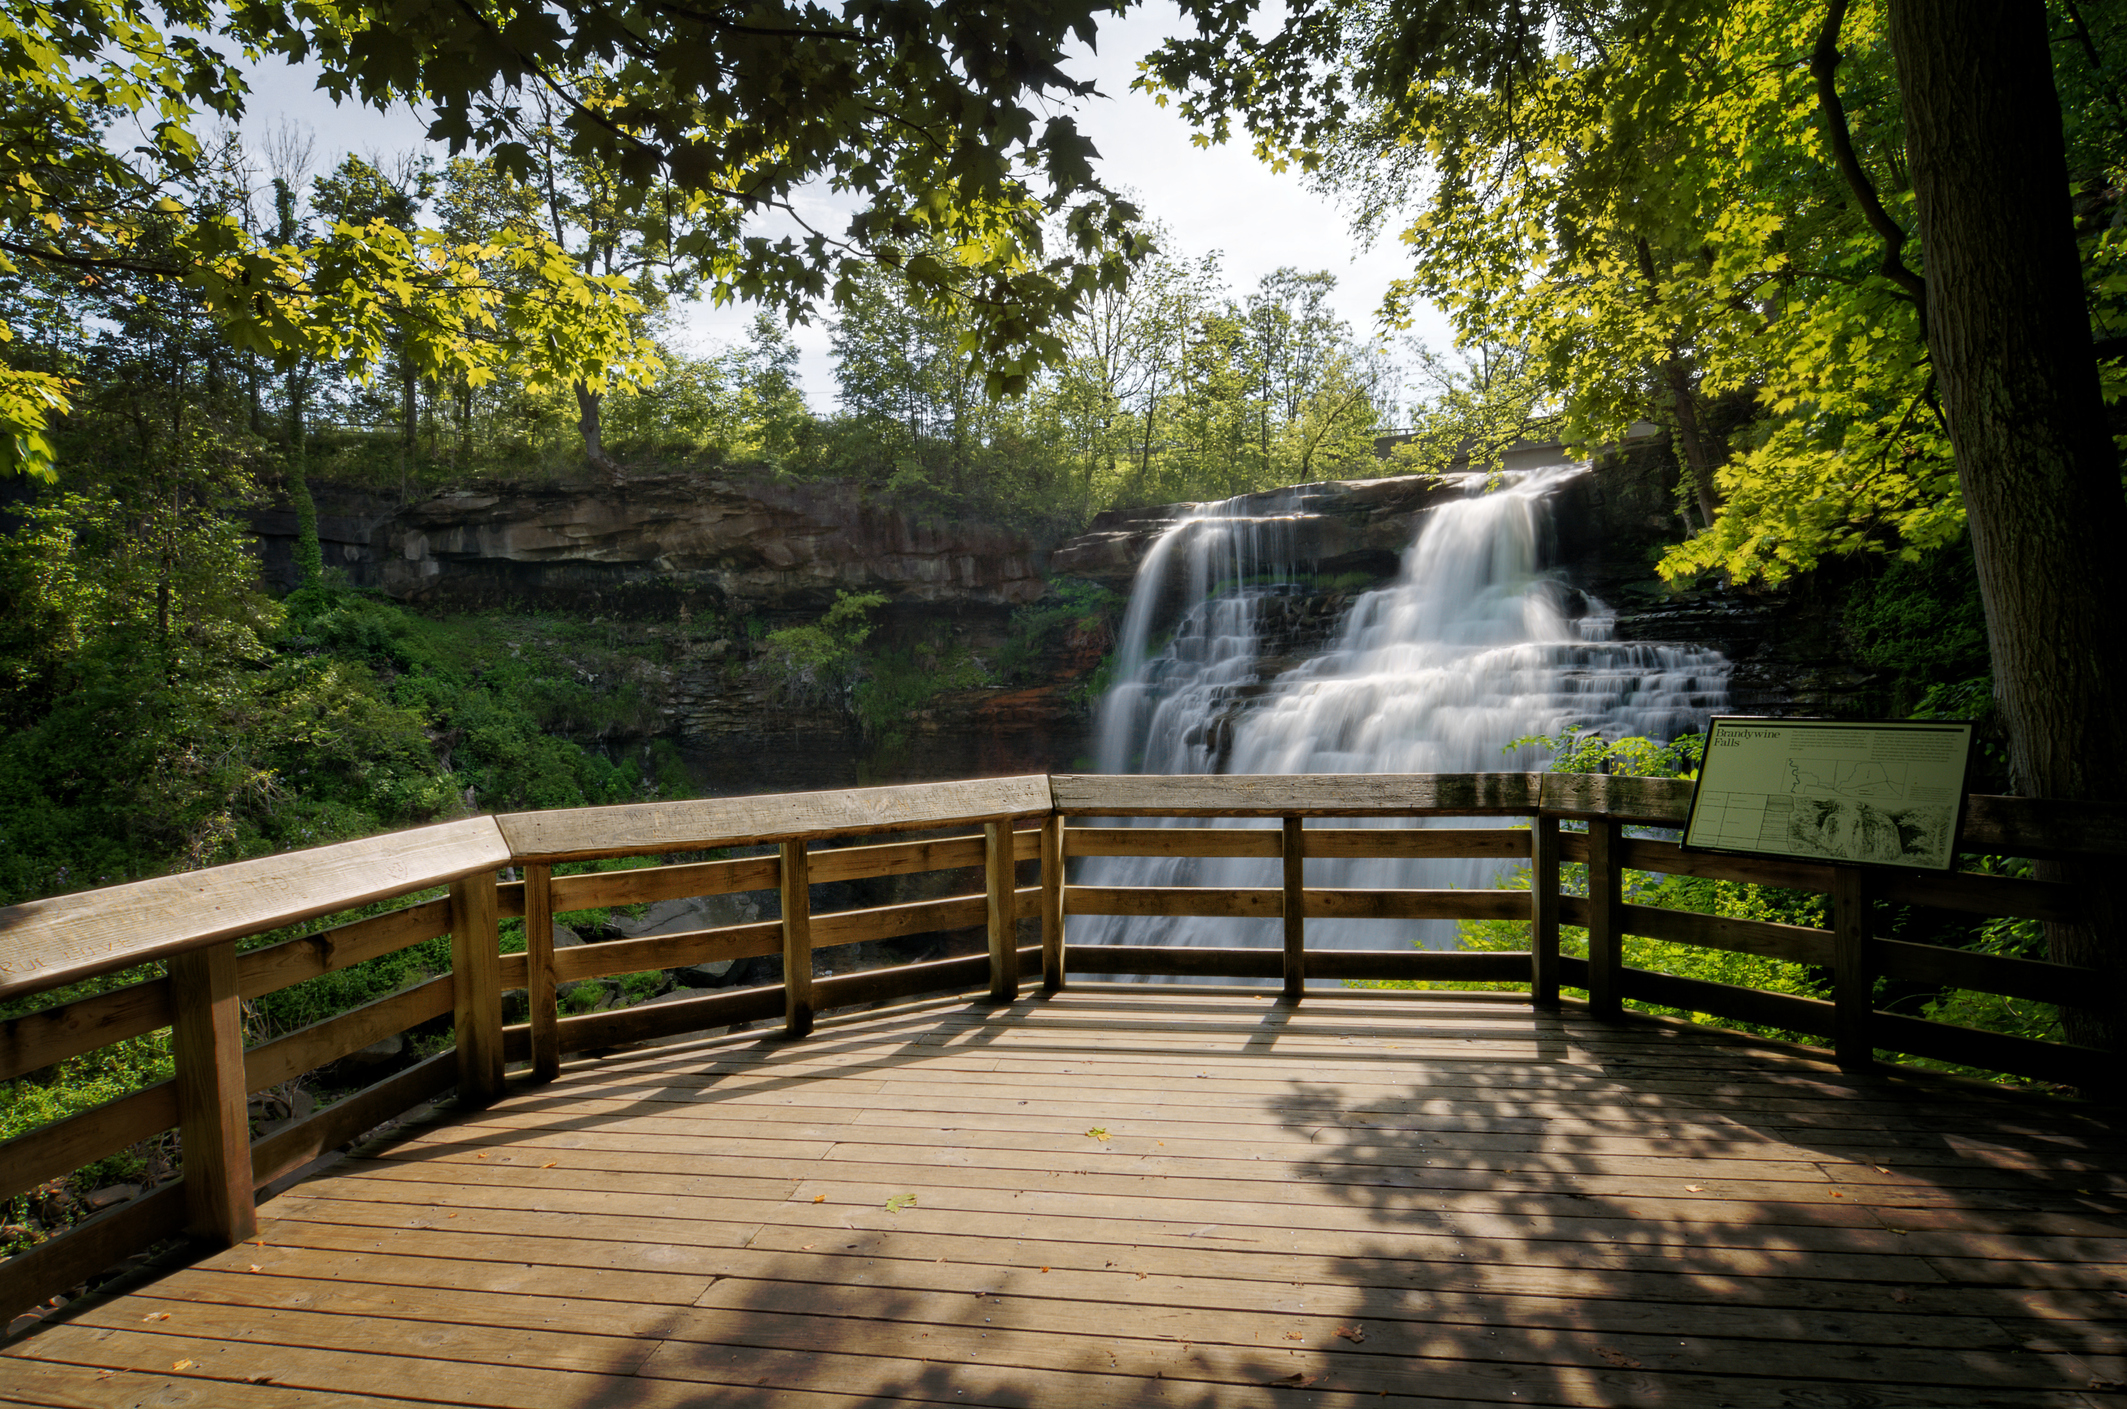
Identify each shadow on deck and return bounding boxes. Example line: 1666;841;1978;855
5;989;2125;1408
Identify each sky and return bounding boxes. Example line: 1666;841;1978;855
235;3;1453;412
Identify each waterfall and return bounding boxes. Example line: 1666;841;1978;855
1077;467;1732;955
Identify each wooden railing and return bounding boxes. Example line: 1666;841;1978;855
1;771;2120;1323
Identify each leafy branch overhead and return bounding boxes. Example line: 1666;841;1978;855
0;0;1156;475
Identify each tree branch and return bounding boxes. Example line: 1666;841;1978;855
1811;0;1928;331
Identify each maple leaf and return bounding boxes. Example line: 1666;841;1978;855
1085;1128;1110;1142
885;1193;917;1213
812;1194;827;1204
172;1360;195;1371
1334;1324;1366;1344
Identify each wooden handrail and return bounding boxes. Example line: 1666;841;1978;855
0;818;510;1001
2;769;2121;1330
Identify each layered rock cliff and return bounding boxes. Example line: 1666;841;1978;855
249;457;1886;796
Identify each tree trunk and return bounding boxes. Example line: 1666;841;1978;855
286;370;321;588
1887;0;2127;1070
574;379;619;480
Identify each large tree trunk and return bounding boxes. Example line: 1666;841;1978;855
1887;0;2127;1071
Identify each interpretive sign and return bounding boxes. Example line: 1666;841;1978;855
1682;718;1975;871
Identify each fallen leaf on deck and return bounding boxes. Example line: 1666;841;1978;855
1086;1128;1110;1142
1040;1266;1050;1273
172;1360;195;1372
1684;1185;1703;1193
474;1153;486;1160
885;1193;917;1213
248;1264;262;1273
1267;1372;1321;1388
1596;1348;1642;1369
1285;1332;1305;1341
1334;1325;1365;1343
1136;1272;1147;1281
142;1312;170;1322
1891;1288;1911;1304
812;1194;827;1203
541;1162;557;1170
1874;1165;1891;1174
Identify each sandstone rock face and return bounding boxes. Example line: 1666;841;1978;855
376;474;1045;614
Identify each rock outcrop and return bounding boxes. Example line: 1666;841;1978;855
376;474;1045;615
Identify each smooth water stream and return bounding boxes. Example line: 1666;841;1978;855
1076;467;1732;954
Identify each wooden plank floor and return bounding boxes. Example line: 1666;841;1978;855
5;988;2125;1407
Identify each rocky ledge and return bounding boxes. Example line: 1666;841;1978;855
259;473;1049;615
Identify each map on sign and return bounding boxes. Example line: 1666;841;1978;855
1682;718;1975;871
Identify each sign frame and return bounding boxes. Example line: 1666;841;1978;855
1680;717;1976;872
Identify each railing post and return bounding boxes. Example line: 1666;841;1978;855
1585;819;1624;1020
1041;814;1065;993
523;862;560;1083
1832;866;1874;1072
1282;814;1306;1003
1531;815;1561;1007
985;821;1020;1002
450;871;505;1105
168;940;257;1244
781;840;814;1038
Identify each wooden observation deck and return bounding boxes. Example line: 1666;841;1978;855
1;773;2123;1406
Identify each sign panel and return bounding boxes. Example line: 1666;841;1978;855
1682;718;1975;871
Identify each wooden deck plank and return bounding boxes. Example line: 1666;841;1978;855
5;992;2120;1409
678;1279;2086;1392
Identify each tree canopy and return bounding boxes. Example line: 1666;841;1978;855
0;0;1157;476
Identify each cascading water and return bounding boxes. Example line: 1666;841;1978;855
1077;466;1732;955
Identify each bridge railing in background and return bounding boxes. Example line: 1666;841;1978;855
2;771;2119;1324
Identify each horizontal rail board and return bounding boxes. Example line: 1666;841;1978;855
250;1051;457;1191
1619;903;1834;967
1051;773;1540;817
1868;939;2093;1008
499;885;1046;990
1537;774;1693;826
813;894;987;948
551;856;781;912
0;978;172;1086
1617;837;2081;921
1961;793;2127;857
1867;1012;2100;1085
1305;950;1535;982
1615;968;1837;1039
0;1082;177;1202
495;775;1052;862
1064;826;1283;858
0;817;508;999
1306;889;1533;921
235;897;454;1002
242;975;455;1093
526;921;785;987
0;1181;185;1324
1066;945;1283;978
1305;827;1531;860
1065;886;1282;918
813;944;1040;1011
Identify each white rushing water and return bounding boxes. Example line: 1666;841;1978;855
1077;467;1732;954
